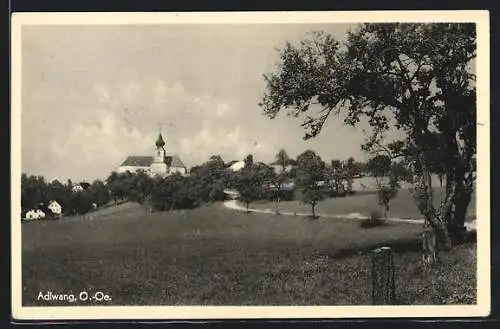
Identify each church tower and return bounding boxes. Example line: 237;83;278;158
150;132;168;176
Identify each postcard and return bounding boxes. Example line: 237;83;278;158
11;10;490;320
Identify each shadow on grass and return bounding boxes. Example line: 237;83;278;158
331;231;476;259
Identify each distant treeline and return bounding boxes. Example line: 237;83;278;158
21;151;416;219
21;174;111;218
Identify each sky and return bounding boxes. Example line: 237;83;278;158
21;22;375;182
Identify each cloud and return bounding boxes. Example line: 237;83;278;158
45;110;153;181
179;124;249;163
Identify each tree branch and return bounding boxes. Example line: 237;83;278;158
409;56;425;82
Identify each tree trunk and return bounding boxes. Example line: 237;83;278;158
414;150;452;251
312;202;316;218
437;110;473;248
276;193;280;214
449;184;473;244
411;111;474;254
440;157;474;246
426;194;453;251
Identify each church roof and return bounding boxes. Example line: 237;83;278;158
120;156;153;167
120;155;186;168
167;155;186;168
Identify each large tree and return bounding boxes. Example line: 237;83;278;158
344;157;355;194
189;155;230;202
21;174;47;211
366;155;392;178
272;149;292;213
367;155;400;218
124;171;152;204
47;179;70;210
233;157;273;211
275;149;291;172
106;171;130;204
260;23;476;249
326;159;344;196
296;150;326;218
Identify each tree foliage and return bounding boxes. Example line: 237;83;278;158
270;149;296;213
344;157;355;193
233;156;274;211
190;155;231;202
150;173;201;211
260;23;476;249
106;171;129;203
367;155;392;178
325;159;345;196
296;150;326;218
88;179;112;206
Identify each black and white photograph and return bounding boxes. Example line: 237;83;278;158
11;11;490;320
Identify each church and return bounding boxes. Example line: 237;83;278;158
118;132;187;177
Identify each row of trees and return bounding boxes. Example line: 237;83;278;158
101;152;309;213
234;150;411;219
102;150;369;214
22;149;407;219
21;154;239;218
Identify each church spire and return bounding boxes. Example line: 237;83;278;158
153;126;167;166
155;133;165;148
155;123;165;148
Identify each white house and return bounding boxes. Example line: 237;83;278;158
36;209;46;219
270;164;295;175
72;184;84;193
228;160;245;172
48;200;62;216
25;209;37;220
25;209;45;220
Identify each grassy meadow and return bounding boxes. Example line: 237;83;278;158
21;200;476;306
254;186;476;220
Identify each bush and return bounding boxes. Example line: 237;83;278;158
360;209;385;228
150;174;202;212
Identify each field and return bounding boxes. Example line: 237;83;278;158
21;200;476;306
254;186;476;220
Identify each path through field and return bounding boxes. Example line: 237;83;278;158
223;200;477;231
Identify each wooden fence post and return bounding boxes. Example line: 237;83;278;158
371;246;396;305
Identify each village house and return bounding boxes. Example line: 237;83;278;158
25;209;46;220
227;160;245;172
71;184;84;193
48;200;62;217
